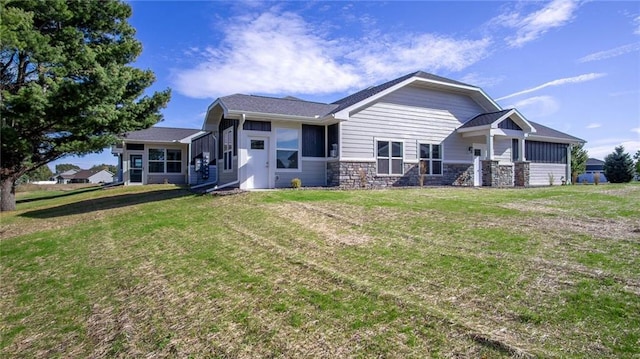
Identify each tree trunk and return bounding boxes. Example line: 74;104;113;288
1;177;17;211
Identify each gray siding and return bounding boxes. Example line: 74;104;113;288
275;159;326;188
529;163;566;186
189;165;217;185
341;85;485;162
218;157;238;185
494;138;512;164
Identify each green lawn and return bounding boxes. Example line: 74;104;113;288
1;184;639;358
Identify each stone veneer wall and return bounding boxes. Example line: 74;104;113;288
445;163;474;186
481;160;514;187
514;161;530;187
326;161;475;188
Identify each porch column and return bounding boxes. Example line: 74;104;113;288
520;138;526;161
486;133;494;160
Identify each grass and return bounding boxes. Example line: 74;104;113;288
1;183;639;358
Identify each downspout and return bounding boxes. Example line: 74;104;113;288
567;144;573;185
238;114;246;189
187;138;192;186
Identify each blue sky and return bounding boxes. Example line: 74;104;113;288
50;0;640;170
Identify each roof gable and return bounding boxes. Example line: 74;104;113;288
332;71;475;113
460;109;513;128
459;109;534;133
331;71;498;119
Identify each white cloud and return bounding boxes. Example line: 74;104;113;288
585;139;640;160
498;0;579;48
507;96;559;117
632;128;640;134
173;12;361;99
586;123;601;129
496;73;606;101
459;73;505;88
635;15;640;35
578;42;640;63
347;34;491;80
171;10;492;99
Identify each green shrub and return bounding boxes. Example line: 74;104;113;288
291;178;301;189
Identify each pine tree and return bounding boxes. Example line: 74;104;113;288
603;146;634;183
1;0;170;211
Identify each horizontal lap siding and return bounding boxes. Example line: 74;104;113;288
342;86;484;162
494;138;512;164
529;163;566;186
275;159;326;187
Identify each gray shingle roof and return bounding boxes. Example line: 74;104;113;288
587;158;605;166
460;110;584;142
122;127;202;142
331;71;475;113
219;94;338;118
528;121;584;142
459;109;513;128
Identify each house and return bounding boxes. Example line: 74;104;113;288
54;169;114;184
577;158;608;183
203;71;583;189
112;127;211;185
119;71;584;189
53;169;79;184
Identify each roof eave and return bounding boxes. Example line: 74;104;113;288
527;134;585;144
227;110;325;123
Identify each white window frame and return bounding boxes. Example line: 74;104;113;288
223;127;233;172
376;139;404;176
148;148;182;174
275;127;301;172
418;143;443;176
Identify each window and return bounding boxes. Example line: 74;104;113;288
243;120;271;131
419;143;442;175
377;140;403;175
512;139;519;162
302;124;325;157
525;141;567;164
276;128;299;169
223;127;233;171
250;140;265;150
148;148;182;173
327;123;339;157
126;143;144;151
166;149;182;173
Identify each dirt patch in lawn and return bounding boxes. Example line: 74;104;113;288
500;200;569;215
272;202;373;245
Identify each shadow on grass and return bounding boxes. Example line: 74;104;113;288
20;188;191;218
16;186;103;204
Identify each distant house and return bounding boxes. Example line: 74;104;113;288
54;169;113;184
112;127;211;185
54;169;79;184
117;71;585;189
577;158;608;183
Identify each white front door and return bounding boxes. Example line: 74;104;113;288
473;144;486;187
246;136;270;189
